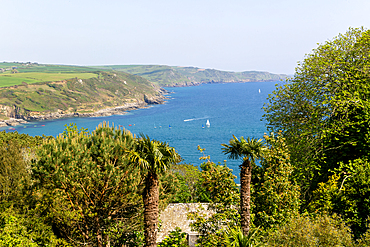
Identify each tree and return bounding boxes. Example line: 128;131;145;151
308;158;370;238
129;134;179;247
188;151;239;247
253;132;300;232
0;130;43;203
263;27;370;204
0;131;67;246
222;136;264;236
171;163;201;203
0;207;69;247
33;122;142;246
0;140;30;204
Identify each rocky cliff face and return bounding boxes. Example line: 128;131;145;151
0;105;30;119
0;94;167;127
0;69;168;126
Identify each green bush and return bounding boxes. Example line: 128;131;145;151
158;227;187;247
264;214;354;247
224;227;262;247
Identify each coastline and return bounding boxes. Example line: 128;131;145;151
0;95;167;128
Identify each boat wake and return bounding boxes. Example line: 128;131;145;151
184;117;208;122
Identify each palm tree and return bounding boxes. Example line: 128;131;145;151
224;226;261;247
222;135;264;236
130;134;178;247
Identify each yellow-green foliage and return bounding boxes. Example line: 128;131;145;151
0;208;70;247
308;174;341;214
253;132;300;231
187;151;240;247
263;27;370;206
264;214;353;247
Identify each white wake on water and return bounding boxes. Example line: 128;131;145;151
184;117;208;122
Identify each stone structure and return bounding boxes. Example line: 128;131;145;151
157;203;213;245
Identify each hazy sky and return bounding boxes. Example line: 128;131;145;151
1;0;369;74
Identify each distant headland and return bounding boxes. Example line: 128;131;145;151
0;62;287;127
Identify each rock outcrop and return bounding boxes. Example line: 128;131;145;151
0;118;28;127
0;95;167;127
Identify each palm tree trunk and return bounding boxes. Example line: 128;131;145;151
143;172;159;247
240;158;252;236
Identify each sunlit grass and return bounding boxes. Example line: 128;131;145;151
0;72;97;87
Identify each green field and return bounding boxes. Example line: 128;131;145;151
0;72;98;87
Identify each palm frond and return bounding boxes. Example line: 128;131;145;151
224;227;262;247
222;135;264;163
131;134;178;175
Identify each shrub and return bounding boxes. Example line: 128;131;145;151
264;214;354;247
158;227;187;247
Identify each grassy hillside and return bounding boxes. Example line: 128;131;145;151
0;62;287;120
0;72;98;87
0;63;162;120
0;62;100;88
93;65;288;87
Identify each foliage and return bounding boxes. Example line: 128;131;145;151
0;130;68;246
32;122;143;246
221;136;264;164
263;27;370;205
0;209;38;247
356;226;370;247
0;131;44;207
158;227;187;247
117;231;144;247
222;136;264;236
0;207;70;247
188;149;239;247
308;158;370;238
253;132;300;231
224;227;262;247
264;214;354;247
130;134;179;178
196;159;239;204
307;173;340;215
171;163;201;203
129;134;179;247
0;140;31;204
0;130;43;147
189;203;238;247
158;166;184;208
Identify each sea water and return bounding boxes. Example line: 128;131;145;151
2;81;278;182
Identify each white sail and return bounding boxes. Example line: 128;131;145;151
206;119;210;127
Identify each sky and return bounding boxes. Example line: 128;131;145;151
1;0;370;75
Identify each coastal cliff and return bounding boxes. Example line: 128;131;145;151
0;67;167;126
0;95;166;127
0;62;286;127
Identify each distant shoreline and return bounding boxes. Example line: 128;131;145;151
0;96;166;129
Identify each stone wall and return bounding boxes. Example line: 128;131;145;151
157;203;213;243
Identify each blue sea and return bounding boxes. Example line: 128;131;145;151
2;81;278;182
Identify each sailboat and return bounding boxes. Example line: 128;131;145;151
206;119;210;127
259;89;261;93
